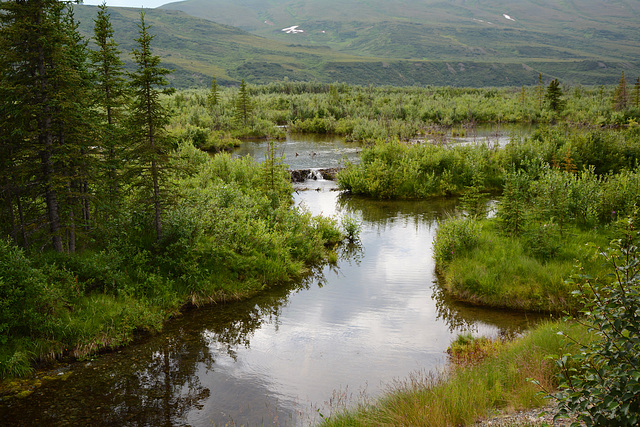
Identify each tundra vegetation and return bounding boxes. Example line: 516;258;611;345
2;1;640;425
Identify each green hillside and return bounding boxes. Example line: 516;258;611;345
73;5;355;87
73;1;640;87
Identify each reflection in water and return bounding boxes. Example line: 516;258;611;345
2;134;540;426
430;274;547;336
0;276;323;426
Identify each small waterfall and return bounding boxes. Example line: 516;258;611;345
307;168;324;180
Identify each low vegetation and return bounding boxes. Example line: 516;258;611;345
0;143;343;379
322;320;590;426
169;81;640;141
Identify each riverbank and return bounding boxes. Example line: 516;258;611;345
321;320;588;426
0;144;345;382
433;219;612;313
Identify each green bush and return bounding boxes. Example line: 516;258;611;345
554;219;640;426
433;215;480;267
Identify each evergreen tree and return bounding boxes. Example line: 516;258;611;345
207;77;219;109
633;77;640;109
127;11;174;242
0;0;94;252
56;7;98;252
612;71;628;111
234;79;252;127
545;79;565;113
90;3;128;217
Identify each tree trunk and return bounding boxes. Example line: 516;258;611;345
42;129;63;252
16;193;28;248
151;158;162;242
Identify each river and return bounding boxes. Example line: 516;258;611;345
0;132;540;426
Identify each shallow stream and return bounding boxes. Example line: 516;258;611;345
1;131;541;426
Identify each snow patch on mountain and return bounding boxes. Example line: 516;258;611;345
282;25;304;34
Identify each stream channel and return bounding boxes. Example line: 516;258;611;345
1;128;541;426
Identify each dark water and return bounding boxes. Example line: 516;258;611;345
1;135;541;427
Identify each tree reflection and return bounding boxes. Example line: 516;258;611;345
0;269;333;426
430;276;546;337
337;193;458;225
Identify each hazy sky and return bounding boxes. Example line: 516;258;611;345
80;0;172;8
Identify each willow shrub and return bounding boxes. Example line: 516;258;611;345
554;219;640;426
0;240;78;377
432;215;481;268
114;142;342;302
337;140;501;199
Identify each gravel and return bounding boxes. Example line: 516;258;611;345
475;404;584;426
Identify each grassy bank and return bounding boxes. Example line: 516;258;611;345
322;320;589;426
0;143;344;379
433;219;612;312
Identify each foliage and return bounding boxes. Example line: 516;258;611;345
338;140;500;199
0;0;97;253
126;11;174;242
340;214;361;242
207;77;219;109
497;169;531;235
233;79;253;128
554;218;640;426
612;71;628;111
90;2;128;214
545;78;565;113
433;215;480;267
165;84;640;146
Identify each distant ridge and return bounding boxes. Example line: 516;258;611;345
73;1;640;88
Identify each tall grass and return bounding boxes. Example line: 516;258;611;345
435;220;611;312
322;321;590;426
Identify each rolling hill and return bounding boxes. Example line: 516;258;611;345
73;1;640;87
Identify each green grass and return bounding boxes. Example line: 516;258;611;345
437;221;611;312
322;320;591;426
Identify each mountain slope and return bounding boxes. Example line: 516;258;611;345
160;0;640;62
73;5;358;87
73;2;639;87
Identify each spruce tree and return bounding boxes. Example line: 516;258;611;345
127;11;174;242
536;73;544;110
633;77;640;109
56;6;98;252
90;3;128;217
612;71;629;111
545;79;565;113
207;77;219;109
234;79;252;127
0;0;93;252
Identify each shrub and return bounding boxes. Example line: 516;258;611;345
433;215;480;268
341;214;362;241
554;217;640;426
